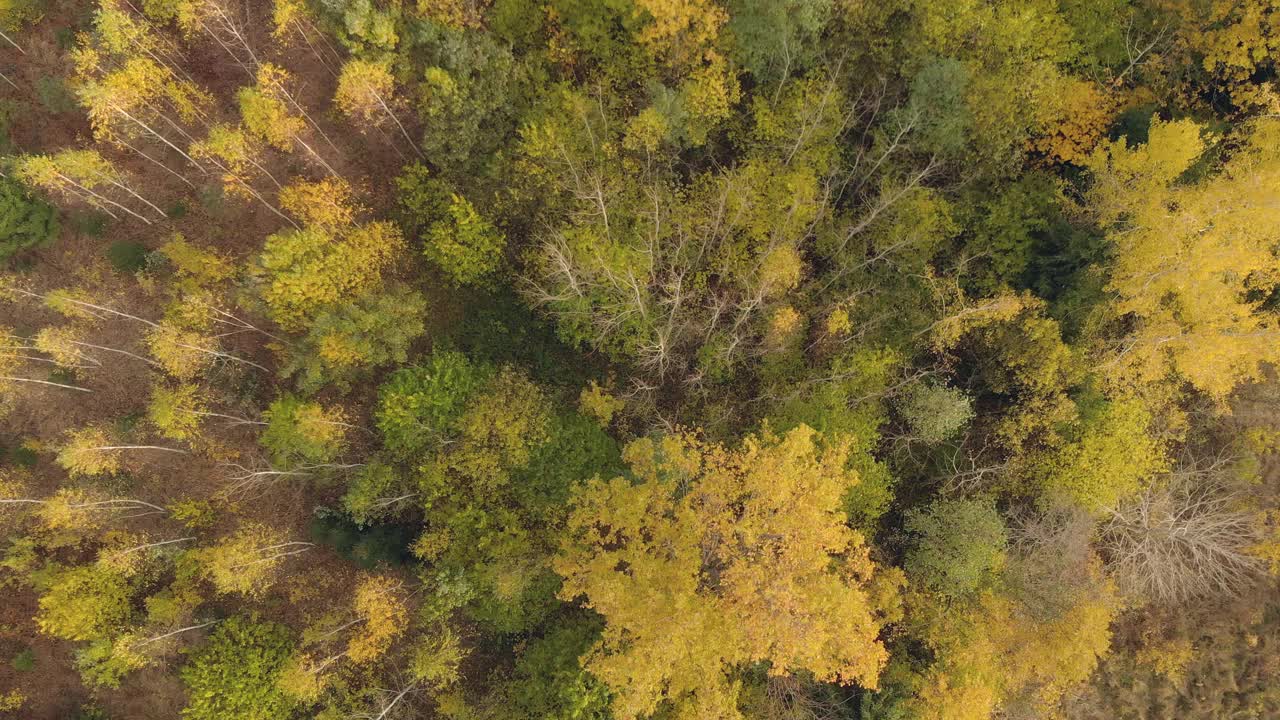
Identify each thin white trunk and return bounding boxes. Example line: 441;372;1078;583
101;177;168;219
0;376;92;392
0;29;24;53
120;139;196;188
292;136;339;177
73;341;162;368
132;620;219;648
55;172;153;224
89;445;189;454
111;536;195;558
371;89;422;159
112;105;205;172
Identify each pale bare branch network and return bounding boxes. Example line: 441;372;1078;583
1102;476;1266;604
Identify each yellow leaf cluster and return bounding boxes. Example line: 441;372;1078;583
334;59;397;127
57;426;120;478
556;425;890;719
279;177;361;229
1030;79;1114;165
1087;117;1280;401
196;523;290;597
257;220;404;331
347;575;409;663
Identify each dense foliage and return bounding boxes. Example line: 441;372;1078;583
1;0;1279;719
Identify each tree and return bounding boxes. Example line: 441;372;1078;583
410;24;519;175
503;617;612;720
36;565;134;642
555;425;892;719
147;383;206;441
0;176;58;261
346;574;409;664
333;58;419;155
375;349;491;457
446;366;551;487
521;79;841;383
342;461;414;526
56;425;187;478
72;11;211;170
1033;399;1167;514
725;0;831;85
195;524;312;597
423;192;506;287
281;284;427;394
180;616;296;720
146;320;216;380
238;65;306;150
255;217;405;331
235;63;339;175
278;176;360;229
1086;117;1280;402
1102;477;1269;603
190;124;286;210
260;395;350;465
905;499;1007;598
14;150;162;224
897;383;974;444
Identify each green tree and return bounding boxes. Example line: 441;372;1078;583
0;176;58;262
446;366;551;486
904;498;1008;599
341;461;413;526
1034;399;1166;514
261;395;350;465
898;383;974;444
424;193;506;287
179;616;296;720
375;349;491;457
282;285;427;394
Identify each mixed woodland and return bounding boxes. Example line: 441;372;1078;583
2;0;1280;718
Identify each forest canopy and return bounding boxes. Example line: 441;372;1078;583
1;0;1279;719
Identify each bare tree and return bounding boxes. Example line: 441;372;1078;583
1102;477;1267;603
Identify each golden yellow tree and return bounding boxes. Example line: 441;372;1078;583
334;58;420;156
555;425;891;719
1086;117;1280;402
346;574;409;663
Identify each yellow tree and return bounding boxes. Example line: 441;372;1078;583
346;574;409;663
278;177;360;229
195;523;313;597
190;124;296;225
255;187;406;330
14;150;165;224
334;58;421;156
272;0;343;74
57;425;188;478
147;383;206;441
1174;0;1279;113
555;425;892;719
0;325;93;400
72;6;212;173
907;579;1119;720
238;63;338;175
1086;117;1280;402
631;0;738;145
35;564;134;642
